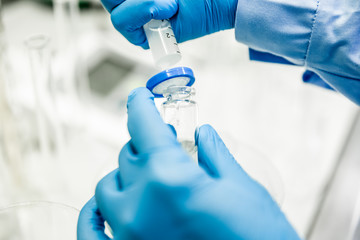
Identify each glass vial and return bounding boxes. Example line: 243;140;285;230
161;86;198;161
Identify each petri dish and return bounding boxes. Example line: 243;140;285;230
0;201;79;240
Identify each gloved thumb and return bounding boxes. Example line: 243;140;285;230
196;124;248;179
77;197;112;240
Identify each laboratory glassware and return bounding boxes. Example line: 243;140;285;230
0;201;79;240
147;67;197;161
53;0;81;112
25;35;51;160
162;86;198;160
144;19;182;69
25;34;64;160
53;0;80;51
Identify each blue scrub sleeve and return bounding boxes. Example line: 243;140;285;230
235;0;360;106
249;49;334;90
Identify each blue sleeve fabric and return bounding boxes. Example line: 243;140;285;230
249;48;296;65
235;0;360;106
302;70;334;90
249;49;334;90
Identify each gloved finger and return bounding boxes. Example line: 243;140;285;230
140;40;150;50
95;169;124;227
110;0;177;46
127;87;179;154
77;197;111;240
111;13;148;47
168;124;177;137
118;141;141;188
196;124;248;178
101;0;124;12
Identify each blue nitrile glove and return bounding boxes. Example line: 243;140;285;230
100;0;238;48
78;87;300;240
77;197;111;240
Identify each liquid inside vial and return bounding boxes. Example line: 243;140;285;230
162;86;198;162
180;140;198;162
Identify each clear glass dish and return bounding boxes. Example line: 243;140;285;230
0;201;79;240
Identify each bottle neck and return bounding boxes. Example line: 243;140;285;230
163;86;195;101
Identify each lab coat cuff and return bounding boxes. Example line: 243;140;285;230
234;0;319;66
248;49;296;65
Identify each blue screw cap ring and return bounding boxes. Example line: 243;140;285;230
146;67;195;98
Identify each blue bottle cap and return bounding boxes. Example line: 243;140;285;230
146;67;195;98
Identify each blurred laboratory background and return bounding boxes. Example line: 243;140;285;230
0;0;360;239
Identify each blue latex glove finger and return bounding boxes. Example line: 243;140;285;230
118;126;178;189
118;141;141;189
95;169;143;239
127;87;179;154
77;197;111;240
119;140;201;192
110;0;178;47
196;124;249;180
111;3;148;47
167;124;177;137
95;169;125;227
101;0;123;12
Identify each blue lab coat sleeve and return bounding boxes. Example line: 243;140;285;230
248;49;335;90
235;0;360;106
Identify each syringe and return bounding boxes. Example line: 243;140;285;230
144;19;181;69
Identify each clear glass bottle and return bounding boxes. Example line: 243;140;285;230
161;86;198;161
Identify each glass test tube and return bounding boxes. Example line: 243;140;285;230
53;0;80;96
162;86;198;161
25;35;64;160
53;0;80;51
25;35;52;160
144;20;182;69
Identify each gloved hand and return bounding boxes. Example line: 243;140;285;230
78;87;300;240
100;0;238;48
